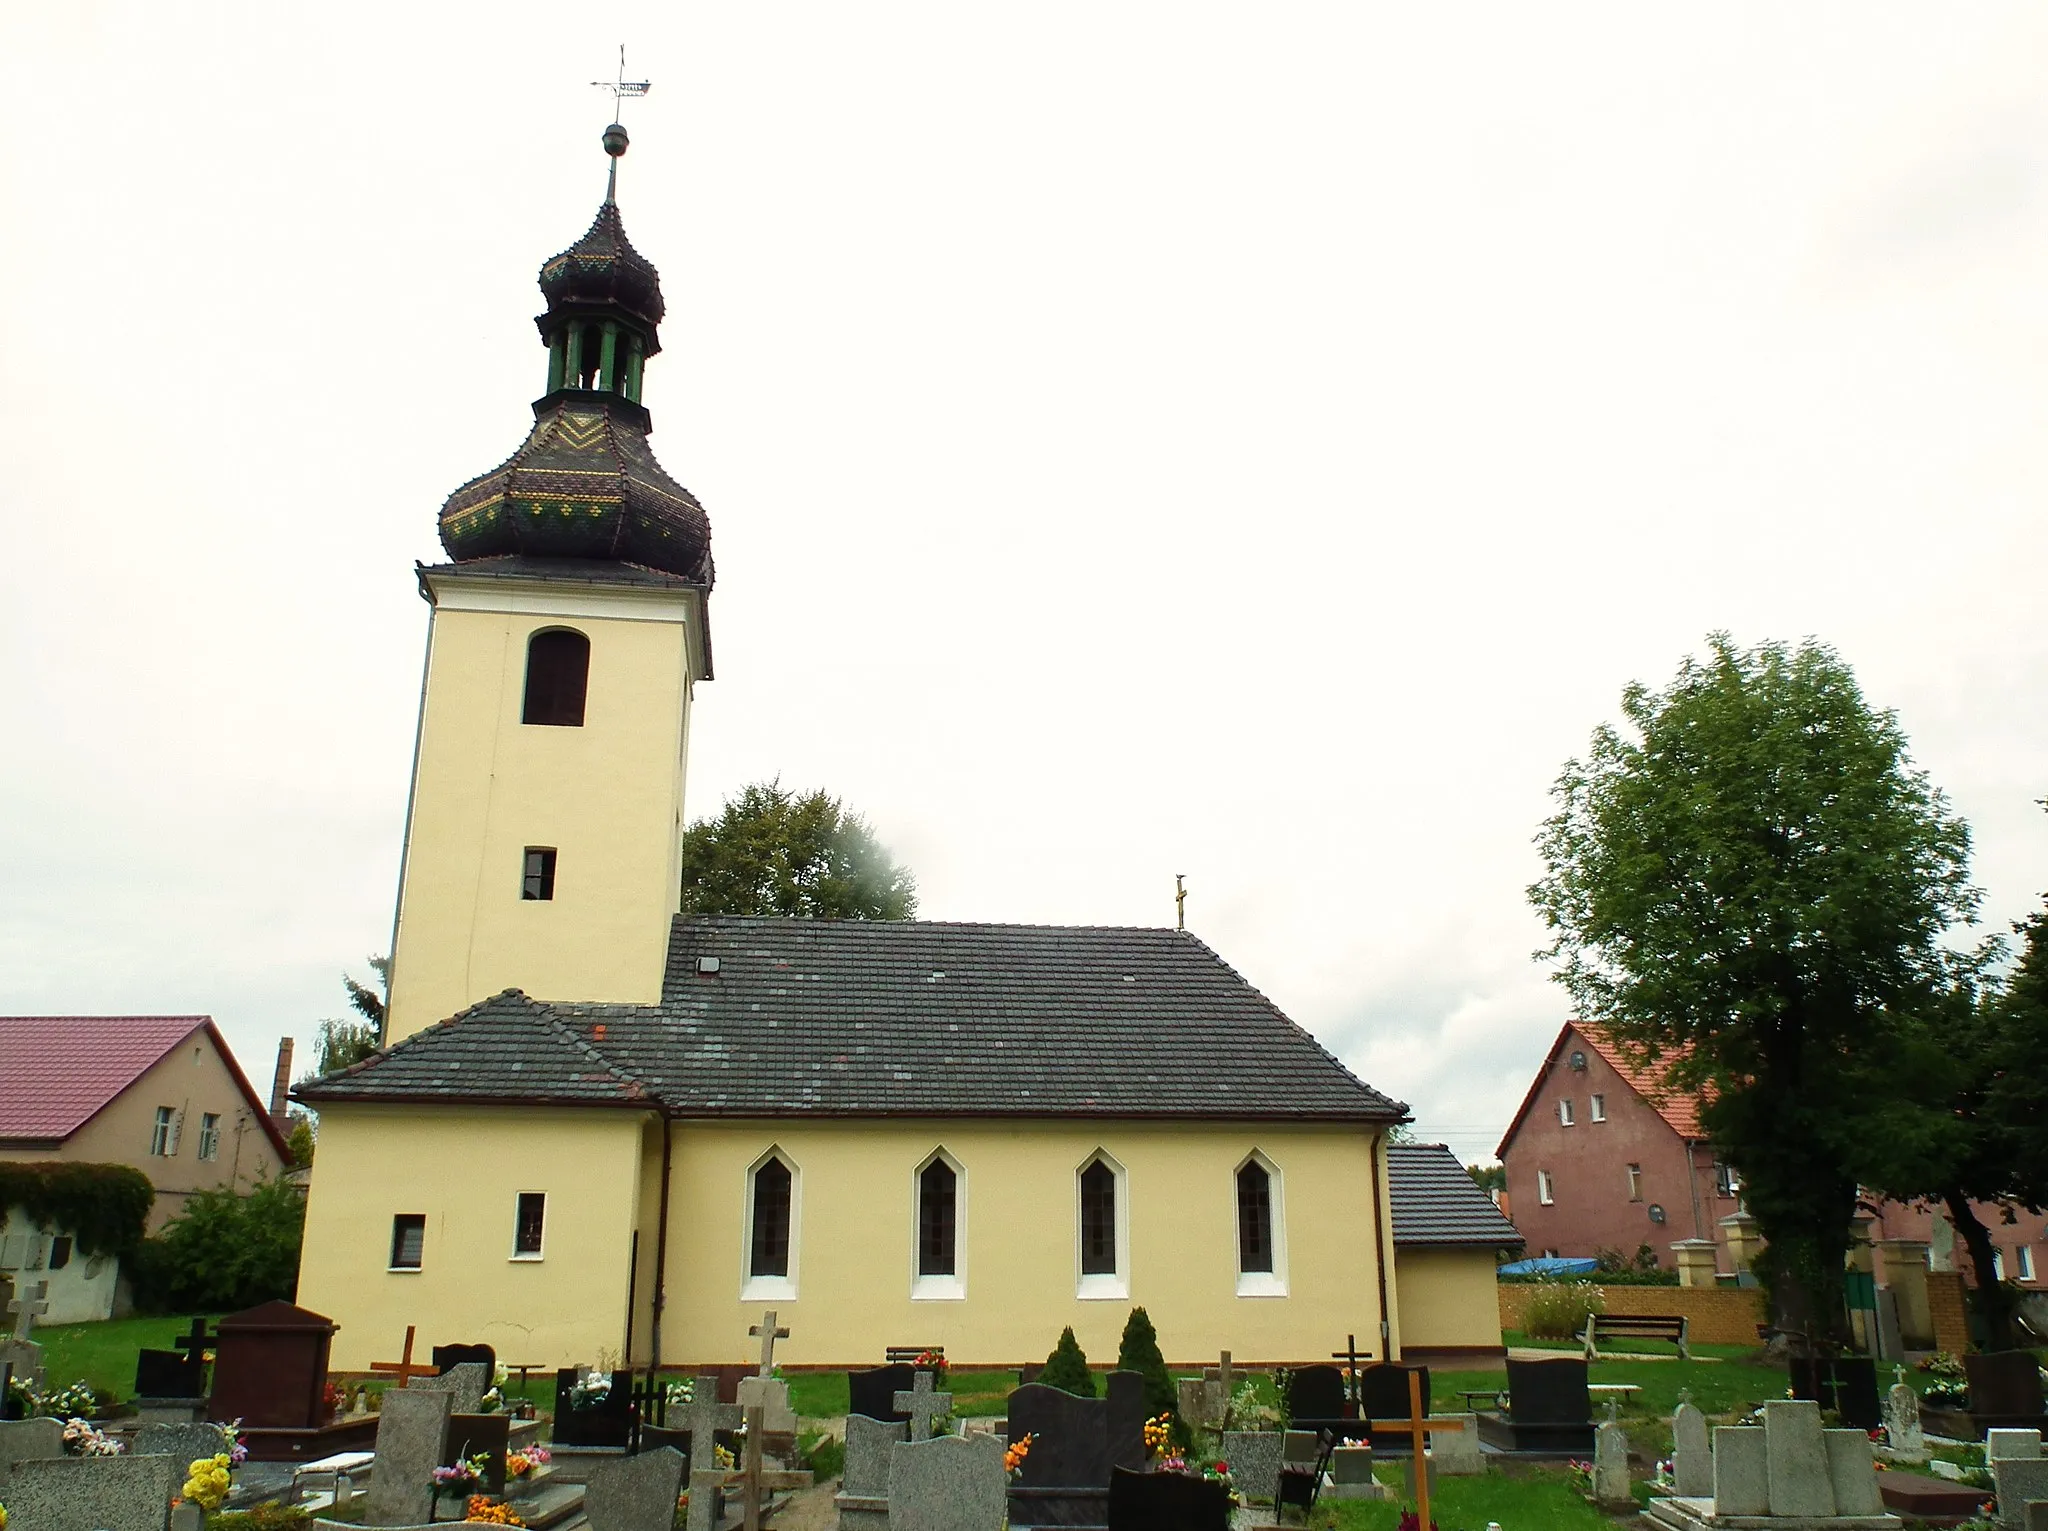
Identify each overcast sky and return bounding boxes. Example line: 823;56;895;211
4;4;2045;1165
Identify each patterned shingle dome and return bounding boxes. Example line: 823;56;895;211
538;201;666;334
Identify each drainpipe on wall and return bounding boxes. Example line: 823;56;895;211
650;1117;673;1369
1370;1128;1394;1360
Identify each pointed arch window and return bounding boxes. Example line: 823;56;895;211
742;1149;800;1301
1235;1150;1289;1297
913;1149;966;1300
1076;1151;1129;1300
522;629;589;727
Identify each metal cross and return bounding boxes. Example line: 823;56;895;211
1332;1334;1370;1404
591;44;652;124
750;1311;789;1378
368;1325;433;1388
1175;874;1188;931
172;1317;214;1367
893;1371;953;1441
7;1281;48;1343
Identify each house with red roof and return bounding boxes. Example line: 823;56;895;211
0;1016;293;1241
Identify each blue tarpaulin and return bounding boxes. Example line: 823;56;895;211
1498;1256;1600;1276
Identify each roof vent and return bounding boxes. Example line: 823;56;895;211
696;956;721;977
1568;1050;1587;1071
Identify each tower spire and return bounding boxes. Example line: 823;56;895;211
591;45;651;204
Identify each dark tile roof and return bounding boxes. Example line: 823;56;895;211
416;556;705;591
296;990;651;1108
298;917;1406;1123
1387;1143;1523;1249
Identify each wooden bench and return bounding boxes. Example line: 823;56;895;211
1581;1312;1689;1362
885;1346;944;1367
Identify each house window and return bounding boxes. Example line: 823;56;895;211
522;847;557;901
1714;1161;1739;1198
390;1214;426;1271
1558;1099;1575;1127
743;1150;800;1300
1590;1093;1606;1122
521;629;590;726
1537;1169;1555;1205
1076;1152;1129;1299
2019;1246;2036;1283
1235;1152;1288;1297
513;1193;546;1259
1627;1164;1643;1202
1993;1249;2007;1280
48;1237;71;1271
198;1113;221;1161
150;1106;176;1157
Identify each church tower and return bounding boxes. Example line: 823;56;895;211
384;123;712;1043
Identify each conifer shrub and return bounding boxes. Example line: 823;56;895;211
1038;1326;1096;1397
1115;1306;1175;1421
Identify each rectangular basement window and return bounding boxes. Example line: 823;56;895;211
513;1193;546;1260
390;1213;427;1271
522;847;557;901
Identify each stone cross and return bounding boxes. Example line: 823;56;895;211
8;1283;47;1343
750;1311;788;1378
893;1371;953;1441
369;1324;433;1388
676;1372;744;1459
1365;1368;1465;1531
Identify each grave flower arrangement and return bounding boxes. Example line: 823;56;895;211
478;1386;505;1414
181;1453;234;1510
463;1497;525;1525
665;1378;694;1409
62;1418;123;1457
1004;1433;1034;1479
1143;1413;1173;1458
432;1454;491;1498
506;1445;551;1479
0;1500;7;1528
913;1348;949;1385
569;1370;610;1408
1918;1353;1969;1408
40;1380;101;1420
1396;1510;1441;1531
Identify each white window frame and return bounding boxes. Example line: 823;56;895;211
1558;1099;1575;1127
1233;1150;1288;1299
1627;1164;1643;1202
150;1106;176;1157
1993;1248;2006;1280
1537;1169;1555;1206
741;1146;801;1303
1589;1093;1606;1123
511;1190;547;1262
198;1112;221;1161
2019;1246;2036;1283
910;1148;967;1301
1075;1149;1130;1301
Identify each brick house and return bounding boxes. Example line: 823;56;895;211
1497;1020;2048;1284
1496;1022;1743;1271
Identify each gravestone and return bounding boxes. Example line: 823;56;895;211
671;1371;743;1467
133;1320;209;1405
1970;1354;2048;1430
430;1342;496;1376
448;1411;511;1497
3;1453;178;1531
1883;1384;1927;1463
364;1383;452;1526
1433;1412;1483;1475
1221;1430;1284;1504
1329;1445;1386;1501
1358;1364;1430;1451
847;1363;915;1424
1286;1365;1352;1437
890;1432;1008;1531
0;1338;43;1398
1593;1419;1633;1509
209;1300;336;1431
1180;1352;1236;1433
1825;1427;1886;1517
132;1420;230;1463
1107;1463;1234;1530
1991;1457;2048;1530
1764;1399;1835;1519
834;1414;906;1530
586;1444;687;1531
1989;1430;2043;1460
1714;1426;1770;1517
1674;1399;1713;1497
551;1367;634;1447
1476;1355;1593;1455
893;1370;952;1441
0;1415;65;1496
1792;1356;1883;1433
1006;1372;1147;1528
408;1360;489;1415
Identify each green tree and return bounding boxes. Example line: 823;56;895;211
285;1113;316;1170
342;955;390;1030
1115;1306;1175;1422
1529;634;1977;1348
131;1176;306;1313
677;781;917;920
1466;1163;1506;1195
1038;1326;1096;1397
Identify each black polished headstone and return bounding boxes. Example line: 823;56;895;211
1107;1465;1233;1530
449;1412;511;1496
1286;1365;1357;1440
433;1343;497;1376
849;1363;916;1424
134;1349;204;1400
1007;1371;1147;1527
1474;1356;1594;1455
1357;1364;1431;1450
1966;1352;2048;1430
1791;1356;1882;1432
551;1368;635;1448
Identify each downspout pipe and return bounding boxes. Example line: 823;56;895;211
650;1115;674;1369
1370;1127;1395;1360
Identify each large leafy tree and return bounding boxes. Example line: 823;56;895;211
677;781;917;920
1529;634;1977;1347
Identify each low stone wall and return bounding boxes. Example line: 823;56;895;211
1497;1281;1767;1347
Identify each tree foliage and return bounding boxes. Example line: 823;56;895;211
1466;1163;1505;1194
285;1114;316;1170
1529;634;1978;1346
342;955;389;1029
1038;1326;1096;1397
129;1176;305;1314
1115;1306;1175;1421
0;1163;153;1257
676;781;917;920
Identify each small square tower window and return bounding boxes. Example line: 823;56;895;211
522;848;557;901
390;1214;426;1271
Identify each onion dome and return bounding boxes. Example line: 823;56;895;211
434;124;711;586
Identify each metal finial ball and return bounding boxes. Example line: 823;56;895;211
602;123;630;158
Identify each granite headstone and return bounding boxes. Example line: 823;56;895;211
1106;1463;1234;1530
1222;1430;1284;1504
365;1384;451;1527
1824;1427;1886;1517
1991;1457;2048;1530
408;1360;489;1415
1764;1399;1835;1519
835;1414;906;1531
3;1453;178;1531
1714;1425;1770;1517
1884;1384;1927;1463
0;1415;65;1496
1593;1419;1633;1509
1674;1400;1713;1497
890;1432;1008;1531
132;1421;230;1464
585;1444;688;1531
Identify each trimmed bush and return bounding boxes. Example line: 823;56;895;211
1116;1306;1175;1421
1039;1326;1096;1397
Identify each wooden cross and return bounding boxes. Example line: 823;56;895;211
893;1371;953;1441
749;1311;788;1378
369;1325;433;1388
1365;1369;1465;1531
8;1281;48;1343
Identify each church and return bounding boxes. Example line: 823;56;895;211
295;124;1483;1374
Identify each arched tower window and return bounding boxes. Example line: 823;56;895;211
522;629;589;726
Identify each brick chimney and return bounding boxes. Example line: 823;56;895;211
270;1038;295;1128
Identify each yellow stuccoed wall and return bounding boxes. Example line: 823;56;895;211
297;1103;653;1371
1392;1248;1506;1352
385;576;699;1043
658;1118;1400;1369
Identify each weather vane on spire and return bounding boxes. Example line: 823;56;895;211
591;46;651;203
592;45;652;126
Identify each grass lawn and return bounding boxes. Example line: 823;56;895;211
1502;1330;1761;1363
32;1314;220;1399
1432;1356;1786;1422
786;1368;1022;1419
1306;1465;1622;1531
